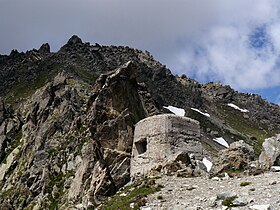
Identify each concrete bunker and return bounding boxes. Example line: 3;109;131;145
130;114;203;177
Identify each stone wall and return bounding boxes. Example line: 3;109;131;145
130;114;202;177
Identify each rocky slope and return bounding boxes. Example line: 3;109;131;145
0;35;279;209
143;171;280;209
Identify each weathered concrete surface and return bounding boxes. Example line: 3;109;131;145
130;114;202;177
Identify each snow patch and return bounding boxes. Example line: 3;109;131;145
191;108;210;117
163;105;185;116
227;103;249;113
213;137;229;148
202;157;213;172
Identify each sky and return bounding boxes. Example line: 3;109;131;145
0;0;280;104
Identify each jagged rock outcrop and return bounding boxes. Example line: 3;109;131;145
212;140;255;175
259;134;280;169
0;61;147;209
68;61;147;206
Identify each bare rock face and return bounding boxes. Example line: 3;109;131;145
131;114;202;177
0;98;6;125
69;61;147;205
212;140;255;174
0;61;147;209
259;134;280;169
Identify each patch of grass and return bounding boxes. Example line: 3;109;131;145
224;168;245;174
240;182;251;187
221;196;237;207
70;65;98;84
45;171;66;210
47;148;57;157
4;62;60;107
0;188;14;199
102;179;163;210
2;129;23;164
249;188;255;191
48;197;59;210
218;104;271;156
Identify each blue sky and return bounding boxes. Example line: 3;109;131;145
0;0;279;104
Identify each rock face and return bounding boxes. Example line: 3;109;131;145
259;134;280;169
131;114;202;177
212;140;255;174
0;61;147;209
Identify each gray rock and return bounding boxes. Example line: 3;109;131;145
259;135;280;169
212;140;254;174
216;192;237;200
249;204;271;210
232;197;248;206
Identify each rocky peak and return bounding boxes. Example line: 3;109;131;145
201;82;235;102
38;43;50;54
9;49;20;58
66;35;83;46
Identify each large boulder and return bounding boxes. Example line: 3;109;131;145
212;140;254;174
259;135;280;169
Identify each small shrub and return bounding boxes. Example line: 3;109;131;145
157;195;163;200
240;182;251;187
102;177;163;210
222;196;237;207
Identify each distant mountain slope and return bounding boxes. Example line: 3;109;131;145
0;35;279;209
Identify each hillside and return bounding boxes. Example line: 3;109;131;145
0;35;279;209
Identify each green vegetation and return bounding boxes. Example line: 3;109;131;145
1;129;23;164
4;62;60;107
224;167;245;174
157;195;163;200
102;178;163;210
0;185;31;207
221;196;238;207
45;172;65;210
68;62;98;84
240;182;251;187
218;104;271;156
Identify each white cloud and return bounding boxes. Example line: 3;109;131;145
173;0;280;90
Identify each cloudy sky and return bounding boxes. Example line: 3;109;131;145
1;0;280;104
